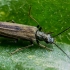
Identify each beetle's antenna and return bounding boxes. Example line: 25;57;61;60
53;27;70;37
53;42;70;59
28;6;39;25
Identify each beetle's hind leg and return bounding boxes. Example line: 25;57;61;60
11;41;34;54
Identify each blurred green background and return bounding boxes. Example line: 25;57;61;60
0;0;70;70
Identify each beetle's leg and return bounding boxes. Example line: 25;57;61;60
39;43;52;51
28;6;39;25
36;40;52;51
11;41;33;54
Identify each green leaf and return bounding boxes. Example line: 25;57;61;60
0;0;70;70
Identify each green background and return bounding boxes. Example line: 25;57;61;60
0;0;70;70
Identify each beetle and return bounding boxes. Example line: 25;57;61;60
0;21;70;59
0;7;70;59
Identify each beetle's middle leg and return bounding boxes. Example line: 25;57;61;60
11;41;34;54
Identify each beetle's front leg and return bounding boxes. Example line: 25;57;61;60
36;40;52;51
39;43;52;51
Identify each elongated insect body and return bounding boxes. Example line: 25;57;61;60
0;22;38;41
0;22;54;43
0;22;70;59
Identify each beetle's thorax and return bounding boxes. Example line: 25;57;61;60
36;30;54;43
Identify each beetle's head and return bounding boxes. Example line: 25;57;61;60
36;31;54;44
44;34;54;44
